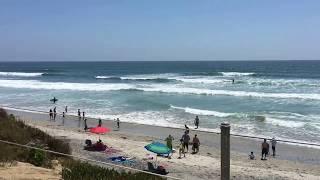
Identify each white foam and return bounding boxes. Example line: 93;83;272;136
0;79;134;91
95;76;112;79
172;77;229;84
140;85;320;100
266;117;306;128
220;72;255;77
170;105;233;117
1;79;320;100
0;72;43;77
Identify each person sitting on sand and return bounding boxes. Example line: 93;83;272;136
178;139;185;159
165;134;174;150
249;152;255;160
98;118;102;127
192;134;200;153
194;116;199;129
261;139;269;160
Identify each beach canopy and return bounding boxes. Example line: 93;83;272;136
90;126;110;134
144;142;171;155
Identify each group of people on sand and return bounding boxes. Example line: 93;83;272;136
249;137;277;160
165;116;201;159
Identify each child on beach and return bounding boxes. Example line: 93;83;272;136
178;139;185;159
249;152;255;160
165;134;174;150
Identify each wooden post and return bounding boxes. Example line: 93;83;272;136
221;122;230;180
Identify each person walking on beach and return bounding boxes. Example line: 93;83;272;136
182;131;190;153
116;118;120;129
98;118;102;127
271;137;277;157
84;119;88;131
49;109;53;120
261;139;269;160
192;134;200;153
65;106;68;113
194;116;199;129
165;134;174;150
178;139;185;159
82;111;85;119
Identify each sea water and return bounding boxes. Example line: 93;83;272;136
0;61;319;144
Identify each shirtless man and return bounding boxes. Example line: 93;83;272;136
261;139;269;160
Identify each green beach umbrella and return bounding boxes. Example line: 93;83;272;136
144;142;171;155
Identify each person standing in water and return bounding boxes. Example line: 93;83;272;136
194;116;199;129
49;109;53;120
77;109;81;118
82;111;85;119
62;112;65;118
65;106;68;113
53;107;57;120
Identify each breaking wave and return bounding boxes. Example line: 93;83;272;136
170;105;233;117
0;72;44;77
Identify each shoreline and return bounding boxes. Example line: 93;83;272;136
3;107;320;179
3;105;320;148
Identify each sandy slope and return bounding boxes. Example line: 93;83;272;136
0;161;61;180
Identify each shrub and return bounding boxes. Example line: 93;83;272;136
62;160;164;180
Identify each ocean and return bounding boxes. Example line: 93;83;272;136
0;61;319;144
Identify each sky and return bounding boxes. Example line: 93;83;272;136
0;0;319;61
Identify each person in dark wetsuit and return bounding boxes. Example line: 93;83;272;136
77;109;81;117
65;106;68;113
49;109;53;120
53;107;57;120
82;111;85;119
98;118;102;127
84;119;88;131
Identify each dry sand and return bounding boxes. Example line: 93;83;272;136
3;108;320;180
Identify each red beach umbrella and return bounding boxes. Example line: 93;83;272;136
90;126;110;134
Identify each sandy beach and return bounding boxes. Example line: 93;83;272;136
4;107;320;180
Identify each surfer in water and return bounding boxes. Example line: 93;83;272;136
51;97;58;104
232;79;235;84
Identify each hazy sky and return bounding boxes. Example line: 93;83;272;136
0;0;319;61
